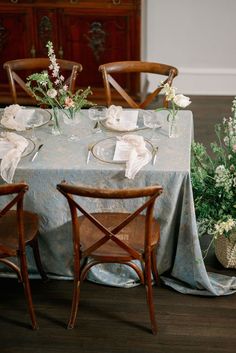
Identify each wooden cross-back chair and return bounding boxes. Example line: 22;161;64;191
3;58;83;104
99;60;178;108
57;182;163;335
0;182;48;330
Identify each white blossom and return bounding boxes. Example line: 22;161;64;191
214;218;236;236
173;94;191;108
47;88;57;98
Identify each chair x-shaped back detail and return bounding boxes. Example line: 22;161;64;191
3;58;83;104
57;183;163;334
99;61;178;108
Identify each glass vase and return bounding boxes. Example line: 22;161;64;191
51;107;62;136
168;113;179;138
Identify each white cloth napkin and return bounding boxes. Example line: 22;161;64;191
113;134;152;179
0;132;28;183
105;105;138;131
1;104;36;131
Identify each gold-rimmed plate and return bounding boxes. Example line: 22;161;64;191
91;136;154;164
0;108;51;131
100;109;161;133
22;138;36;157
100;109;144;133
0;137;36;159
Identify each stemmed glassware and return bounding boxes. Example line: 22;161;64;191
143;110;161;143
88;106;108;133
62;109;80;141
28;113;43;141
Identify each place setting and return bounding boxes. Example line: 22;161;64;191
86;134;158;180
93;104;161;134
0;131;37;183
0;104;51;133
86;105;161;175
0;105;51;182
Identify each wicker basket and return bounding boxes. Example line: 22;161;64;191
215;233;236;269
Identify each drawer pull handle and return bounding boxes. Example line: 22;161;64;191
30;45;36;58
58;46;64;59
70;0;79;4
10;0;18;3
112;0;121;4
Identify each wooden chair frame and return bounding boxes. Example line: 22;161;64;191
3;58;83;104
0;182;48;330
99;60;178;108
57;182;163;335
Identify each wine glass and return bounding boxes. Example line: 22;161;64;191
62;109;80;141
88;106;108;133
143;110;161;143
28;111;43;141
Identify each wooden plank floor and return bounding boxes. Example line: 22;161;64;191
0;96;236;353
0;275;236;353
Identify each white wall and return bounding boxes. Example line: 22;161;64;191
143;0;236;95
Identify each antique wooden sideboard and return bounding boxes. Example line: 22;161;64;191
0;0;141;105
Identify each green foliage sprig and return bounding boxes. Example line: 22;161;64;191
191;97;236;245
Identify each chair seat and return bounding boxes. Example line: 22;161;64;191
0;210;38;255
79;212;160;259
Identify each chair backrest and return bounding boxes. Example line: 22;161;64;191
57;183;163;260
99;61;178;108
3;58;83;104
0;182;28;254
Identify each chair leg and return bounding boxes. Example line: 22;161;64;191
151;247;159;286
145;257;157;335
20;252;38;330
30;237;49;282
67;277;81;329
0;258;23;282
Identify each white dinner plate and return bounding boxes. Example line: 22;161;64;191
0;108;51;131
100;110;162;133
91;136;154;164
100;110;147;133
0;137;36;159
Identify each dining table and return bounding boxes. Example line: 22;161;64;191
0;107;235;297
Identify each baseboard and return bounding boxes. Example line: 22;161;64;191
146;68;236;96
175;68;236;95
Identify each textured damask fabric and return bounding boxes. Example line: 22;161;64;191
0;109;235;296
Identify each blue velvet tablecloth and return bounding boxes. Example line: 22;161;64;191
0;108;235;296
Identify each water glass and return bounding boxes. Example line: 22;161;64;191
143;110;161;142
88;106;108;133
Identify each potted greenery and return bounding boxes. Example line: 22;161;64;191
191;97;236;268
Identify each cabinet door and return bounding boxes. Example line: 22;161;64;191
0;7;33;86
58;7;140;95
33;8;59;57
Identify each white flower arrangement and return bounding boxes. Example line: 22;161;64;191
161;82;191;108
156;82;191;121
26;41;93;117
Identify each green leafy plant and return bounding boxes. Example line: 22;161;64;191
191;97;236;254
